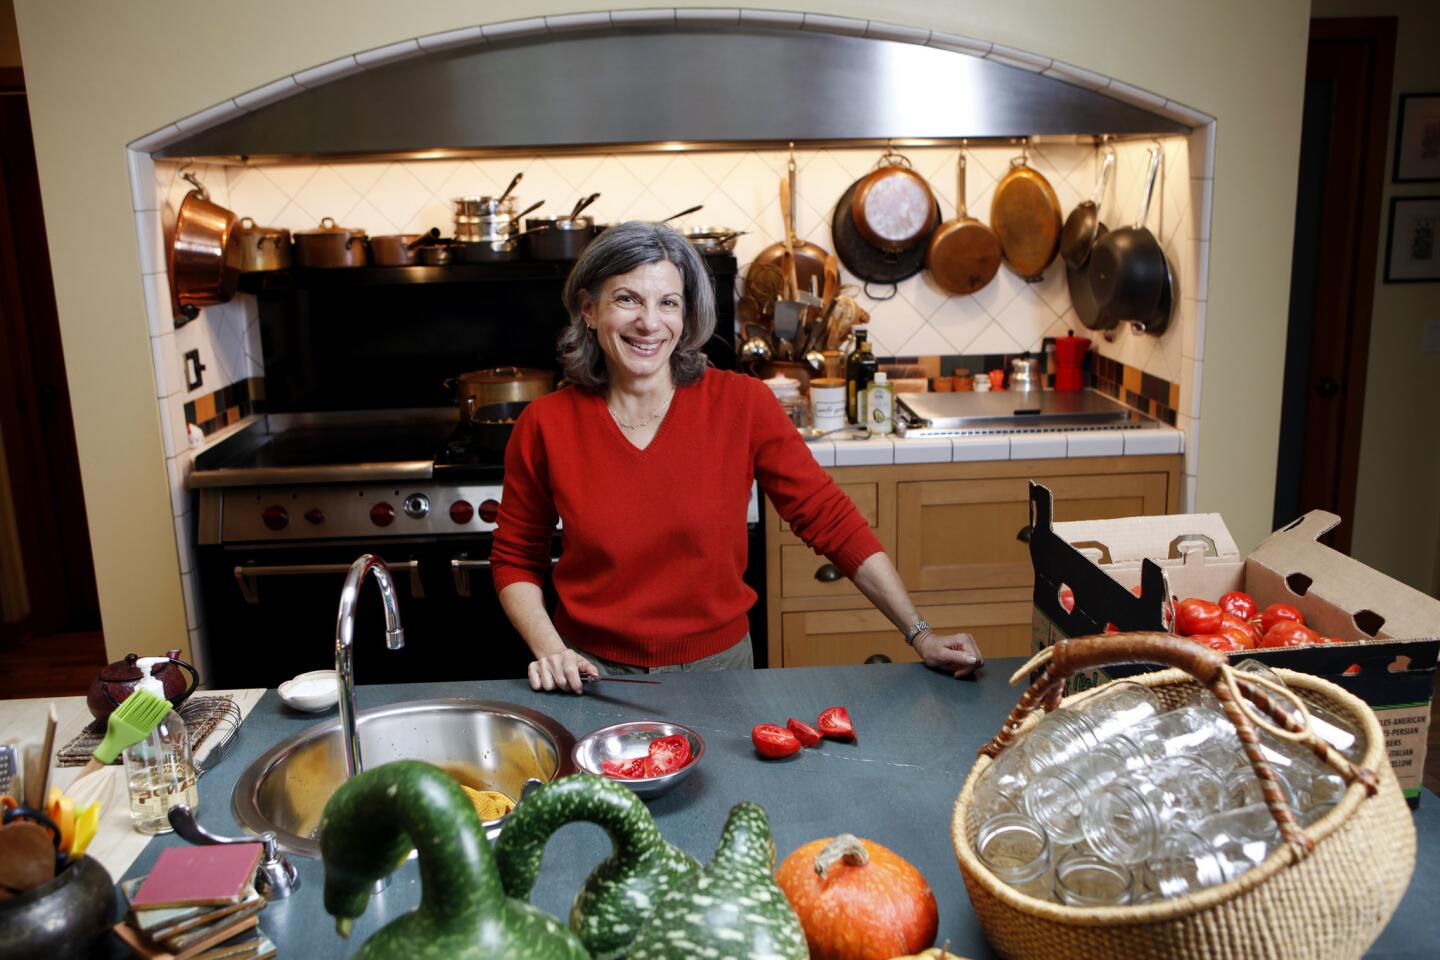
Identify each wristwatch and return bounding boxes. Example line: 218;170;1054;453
903;618;931;647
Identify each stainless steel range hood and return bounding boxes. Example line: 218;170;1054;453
159;27;1187;162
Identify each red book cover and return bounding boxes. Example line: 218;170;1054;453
130;844;263;909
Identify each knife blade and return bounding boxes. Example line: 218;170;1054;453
582;675;662;685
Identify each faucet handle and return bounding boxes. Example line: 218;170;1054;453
167;805;300;900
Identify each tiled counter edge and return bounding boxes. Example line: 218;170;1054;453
808;429;1184;467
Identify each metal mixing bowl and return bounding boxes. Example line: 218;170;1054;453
571;720;705;799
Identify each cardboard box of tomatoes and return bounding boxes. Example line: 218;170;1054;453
1026;482;1440;804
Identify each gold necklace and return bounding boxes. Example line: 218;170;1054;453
607;389;675;431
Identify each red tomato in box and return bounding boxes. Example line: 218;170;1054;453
1059;586;1075;613
1259;621;1319;649
1260;603;1306;635
1219;591;1258;622
752;723;803;759
1219;614;1260;649
1175;598;1224;636
1195;633;1246;653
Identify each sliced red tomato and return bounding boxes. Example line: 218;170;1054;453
601;756;651;779
1175;598;1224;636
1259;621;1319;649
1259;603;1306;635
646;735;692;776
1219;591;1258;622
816;706;855;741
752;723;802;759
786;717;822;747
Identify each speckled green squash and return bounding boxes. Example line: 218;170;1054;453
318;760;589;960
495;773;700;960
626;801;809;960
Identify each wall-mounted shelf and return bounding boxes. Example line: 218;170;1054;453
237;255;737;294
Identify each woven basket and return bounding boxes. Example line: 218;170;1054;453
952;633;1415;960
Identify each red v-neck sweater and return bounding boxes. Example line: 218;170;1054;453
491;368;883;666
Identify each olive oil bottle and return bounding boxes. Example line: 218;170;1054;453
845;330;876;424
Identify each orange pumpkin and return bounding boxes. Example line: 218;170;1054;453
775;833;939;960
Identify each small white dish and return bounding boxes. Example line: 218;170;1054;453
278;669;340;713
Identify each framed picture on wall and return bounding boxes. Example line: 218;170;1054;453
1393;93;1440;183
1384;196;1440;283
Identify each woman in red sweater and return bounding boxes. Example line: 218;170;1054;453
491;222;983;692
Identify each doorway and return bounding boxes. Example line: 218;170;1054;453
0;65;104;694
1273;18;1396;551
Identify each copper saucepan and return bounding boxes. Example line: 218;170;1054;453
168;172;242;322
234;217;292;273
446;366;555;425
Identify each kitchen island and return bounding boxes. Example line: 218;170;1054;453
120;661;1439;958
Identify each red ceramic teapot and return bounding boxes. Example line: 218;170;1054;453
87;650;199;723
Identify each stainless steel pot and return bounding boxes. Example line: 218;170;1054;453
293;217;368;268
683;225;745;255
235;217;292;272
526;216;596;261
370;228;440;266
451;172;523;219
447;367;554;421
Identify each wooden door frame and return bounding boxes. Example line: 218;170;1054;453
1287;18;1395;553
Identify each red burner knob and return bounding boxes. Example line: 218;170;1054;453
478;498;500;523
261;505;289;531
304;508;325;525
370;502;396;527
449;500;474;524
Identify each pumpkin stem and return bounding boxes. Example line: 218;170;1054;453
813;833;869;880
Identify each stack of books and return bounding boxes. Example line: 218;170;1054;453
112;844;277;959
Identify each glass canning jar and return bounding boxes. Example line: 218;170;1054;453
1144;804;1283;899
1023;741;1141;844
1021;681;1162;773
1225;741;1346;821
971;745;1033;825
1082;755;1225;865
1112;704;1243;773
1201;659;1363;762
1052;847;1133;907
975;812;1054;901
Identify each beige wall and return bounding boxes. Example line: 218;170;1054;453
1311;0;1440;595
13;0;1312;659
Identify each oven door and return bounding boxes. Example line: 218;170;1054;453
197;535;555;689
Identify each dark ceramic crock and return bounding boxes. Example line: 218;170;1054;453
0;855;118;960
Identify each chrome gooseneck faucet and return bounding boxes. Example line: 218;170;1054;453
336;554;405;779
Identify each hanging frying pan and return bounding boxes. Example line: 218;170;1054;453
831;176;935;293
1060;148;1115;268
745;153;827;302
850;150;939;253
1090;146;1167;327
1068;222;1115;331
1131;245;1175;337
990;153;1063;281
926;149;1001;296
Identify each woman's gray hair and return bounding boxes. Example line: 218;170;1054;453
558;221;716;389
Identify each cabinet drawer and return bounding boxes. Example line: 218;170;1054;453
779;544;861;599
896;472;1169;592
771;481;880;544
780;600;1035;667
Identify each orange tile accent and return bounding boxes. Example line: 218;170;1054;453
1169;383;1181;411
226;406;241;423
247;377;265;401
195;392;216;423
1122;364;1142;396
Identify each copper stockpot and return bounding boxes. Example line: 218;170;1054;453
293;217;368;268
234;217;293;272
370;228;440;266
168;172;242;321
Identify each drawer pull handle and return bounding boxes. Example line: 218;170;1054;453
814;563;842;583
1016;525;1032;543
864;654;892;664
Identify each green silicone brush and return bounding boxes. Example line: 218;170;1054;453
77;687;172;778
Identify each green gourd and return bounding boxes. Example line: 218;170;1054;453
627;801;809;960
318;760;589;960
495;773;700;960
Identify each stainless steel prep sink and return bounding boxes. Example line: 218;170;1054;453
232;699;577;857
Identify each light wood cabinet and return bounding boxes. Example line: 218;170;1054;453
764;455;1180;668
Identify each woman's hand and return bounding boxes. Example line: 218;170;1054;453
528;649;600;694
915;630;984;678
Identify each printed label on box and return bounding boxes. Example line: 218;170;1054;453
1376;702;1432;798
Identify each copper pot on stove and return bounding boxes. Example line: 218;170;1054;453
87;650;199;723
446;367;554;425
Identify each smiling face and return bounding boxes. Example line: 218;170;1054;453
579;259;687;389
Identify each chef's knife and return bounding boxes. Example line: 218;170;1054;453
582;675;662;685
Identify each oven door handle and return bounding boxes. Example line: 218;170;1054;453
451;556;557;598
234;559;423;605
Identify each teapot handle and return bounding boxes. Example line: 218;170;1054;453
162;656;201;706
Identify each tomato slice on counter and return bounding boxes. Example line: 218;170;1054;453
816;706;855;741
1219;591;1258;622
786;717;822;747
601;757;651;779
646;734;692;776
1259;603;1306;635
752;723;803;759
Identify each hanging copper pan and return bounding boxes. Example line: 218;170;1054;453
850;150;939;253
745;153;827;302
167;172;242;323
926;149;1001;296
990;153;1063;281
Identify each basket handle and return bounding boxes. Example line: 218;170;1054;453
980;632;1380;859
